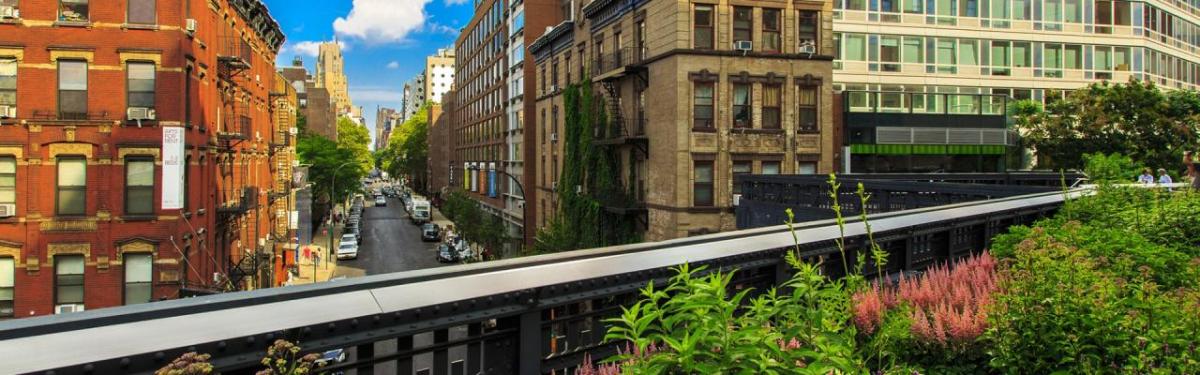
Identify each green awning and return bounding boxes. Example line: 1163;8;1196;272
850;144;1008;155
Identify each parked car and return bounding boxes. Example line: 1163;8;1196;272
436;243;457;263
453;239;473;260
313;348;347;367
421;223;440;242
336;239;358;260
375;195;387;206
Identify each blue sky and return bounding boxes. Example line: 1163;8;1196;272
263;0;473;148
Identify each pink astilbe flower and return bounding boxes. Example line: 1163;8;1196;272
851;252;1001;348
852;284;886;334
573;342;661;375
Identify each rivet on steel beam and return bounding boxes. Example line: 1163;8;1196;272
120;358;131;368
44;371;56;375
155;352;165;360
351;319;359;327
83;364;94;373
374;315;382;324
327;323;337;331
246;336;255;345
218;341;227;350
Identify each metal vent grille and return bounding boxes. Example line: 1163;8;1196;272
876;128;913;144
948;129;981;144
913;128;948;144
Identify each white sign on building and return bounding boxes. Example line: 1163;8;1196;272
161;127;185;210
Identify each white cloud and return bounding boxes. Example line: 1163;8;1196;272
444;0;470;5
283;40;349;58
386;61;401;69
334;0;431;44
427;22;458;35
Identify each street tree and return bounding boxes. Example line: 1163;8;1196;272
1017;80;1200;172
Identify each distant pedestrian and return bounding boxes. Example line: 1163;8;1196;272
1158;169;1174;192
1138;168;1155;185
1187;151;1199;191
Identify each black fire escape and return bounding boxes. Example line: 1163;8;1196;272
592;46;650;225
215;29;266;291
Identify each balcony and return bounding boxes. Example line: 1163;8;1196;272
592;47;647;82
593;116;648;147
218;36;253;72
218;115;252;140
843;91;1010;129
218;187;259;215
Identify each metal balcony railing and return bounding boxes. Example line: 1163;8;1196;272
1;187;1078;375
218;36;253;70
591;47;644;77
217;187;258;214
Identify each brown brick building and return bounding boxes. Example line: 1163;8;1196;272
0;0;284;318
278;58;336;141
530;0;836;241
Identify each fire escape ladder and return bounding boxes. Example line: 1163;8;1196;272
602;81;624;139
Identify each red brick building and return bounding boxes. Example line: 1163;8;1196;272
0;0;284;318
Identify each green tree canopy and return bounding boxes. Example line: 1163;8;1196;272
1017;80;1200;172
336;116;372;175
379;103;430;191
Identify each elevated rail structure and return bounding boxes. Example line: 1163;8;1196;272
0;190;1076;375
735;173;1082;227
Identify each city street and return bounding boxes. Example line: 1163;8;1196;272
333;196;447;278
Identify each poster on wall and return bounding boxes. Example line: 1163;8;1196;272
161;126;185;210
487;165;497;198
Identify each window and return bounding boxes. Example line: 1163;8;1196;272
958;39;979;66
0;256;11;318
56;156;86;216
1064;0;1082;22
124;253;152;305
762;84;781;129
936;39;956;73
694;5;714;49
991;41;1011;75
798;87;818;132
843;34;866;61
693;161;713;206
59;0;88;22
732;83;751;128
732;161;751;194
0;156;12;209
125;157;154;215
1044;44;1063;77
763;9;781;53
880;36;900;71
0;58;14;111
58;60;88;120
798;11;819;51
902;37;923;63
127;0;155;25
733;7;753;47
959;0;977;17
904;0;923;13
55;255;84;312
762;161;781;175
693;82;714;129
127;62;155;110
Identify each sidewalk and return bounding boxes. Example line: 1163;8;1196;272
289;222;341;285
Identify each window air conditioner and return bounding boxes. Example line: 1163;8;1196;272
733;40;753;51
550;132;558;142
799;41;817;56
127;107;156;121
185;18;197;35
551;181;557;191
0;6;17;19
55;304;85;314
0;105;14;119
549;84;558;92
0;203;14;217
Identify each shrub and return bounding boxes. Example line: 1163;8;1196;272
987;227;1200;373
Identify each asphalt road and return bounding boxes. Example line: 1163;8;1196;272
328;196;469;374
333;196;447;278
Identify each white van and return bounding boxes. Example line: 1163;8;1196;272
411;199;431;224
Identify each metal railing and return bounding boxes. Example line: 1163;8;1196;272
592;47;644;76
0;189;1073;375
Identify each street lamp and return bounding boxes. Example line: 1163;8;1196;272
327;161;356;272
